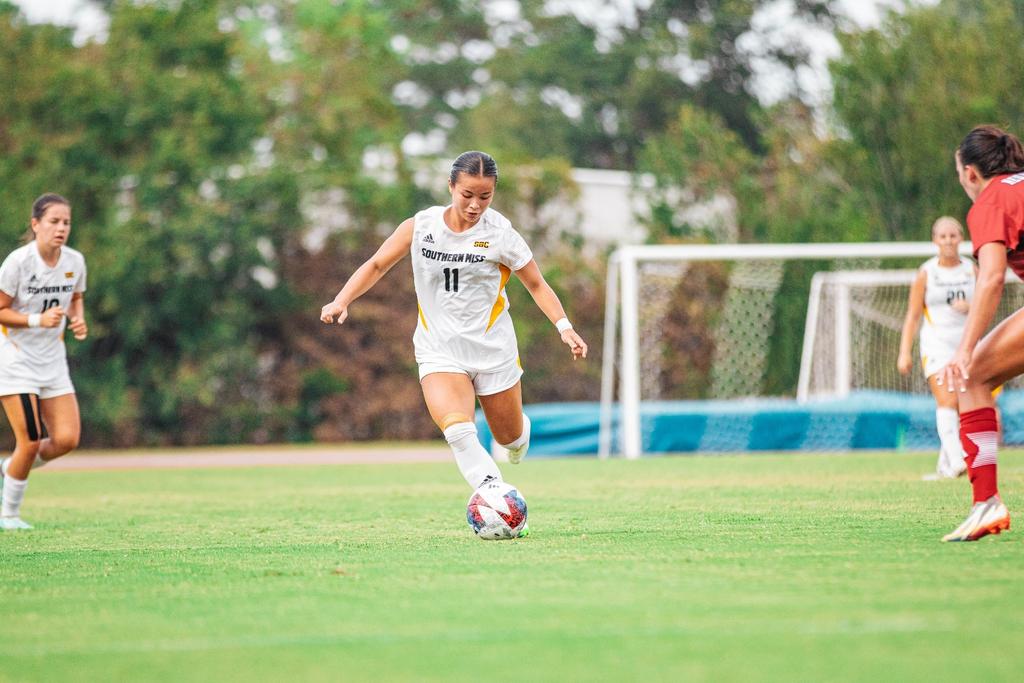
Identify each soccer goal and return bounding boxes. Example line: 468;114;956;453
797;266;1024;401
598;242;1002;459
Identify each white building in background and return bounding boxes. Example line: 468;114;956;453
569;168;739;245
568;168;651;245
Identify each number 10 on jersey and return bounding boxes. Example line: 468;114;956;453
443;267;459;292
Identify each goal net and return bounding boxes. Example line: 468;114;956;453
598;242;1021;458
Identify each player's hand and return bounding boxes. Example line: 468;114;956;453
68;316;88;340
40;307;65;328
938;347;971;393
951;298;970;315
320;301;348;326
897;352;912;376
561;329;587;360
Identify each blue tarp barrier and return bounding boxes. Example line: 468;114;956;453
476;390;1024;455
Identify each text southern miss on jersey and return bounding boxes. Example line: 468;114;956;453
419;249;488;264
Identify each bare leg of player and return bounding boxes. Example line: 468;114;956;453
0;394;43;529
925;374;965;479
37;394;81;463
942;310;1024;541
478;381;531;464
421;372;501;489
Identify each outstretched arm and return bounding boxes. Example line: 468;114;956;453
897;269;926;375
320;218;414;325
514;259;587;360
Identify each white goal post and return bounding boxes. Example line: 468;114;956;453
796;269;917;403
599;242;977;459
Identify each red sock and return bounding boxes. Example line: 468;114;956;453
959;407;999;503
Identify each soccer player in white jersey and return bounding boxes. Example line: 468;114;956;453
320;151;587;516
897;216;976;480
0;194;88;530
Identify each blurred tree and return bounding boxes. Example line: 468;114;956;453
0;3;104;237
392;0;838;169
82;0;304;445
830;0;1024;240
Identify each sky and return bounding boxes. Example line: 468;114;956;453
10;0;937;108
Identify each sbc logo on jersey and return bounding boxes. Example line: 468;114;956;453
65;272;74;278
473;241;490;248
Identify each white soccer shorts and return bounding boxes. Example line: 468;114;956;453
0;345;75;399
418;357;523;396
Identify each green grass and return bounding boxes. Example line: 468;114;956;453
1;450;1022;682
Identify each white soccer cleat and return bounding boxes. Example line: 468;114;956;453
941;496;1010;542
506;441;529;465
0;516;32;531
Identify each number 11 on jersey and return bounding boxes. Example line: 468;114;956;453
443;267;459;292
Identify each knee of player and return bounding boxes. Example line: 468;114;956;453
966;374;1001;397
440;413;476;443
51;432;80;455
439;412;473;432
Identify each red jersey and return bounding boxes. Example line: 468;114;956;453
967;171;1024;277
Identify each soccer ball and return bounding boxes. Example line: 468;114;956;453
466;480;528;540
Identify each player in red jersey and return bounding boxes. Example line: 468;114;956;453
939;125;1024;541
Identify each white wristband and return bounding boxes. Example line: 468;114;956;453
27;314;41;328
555;317;573;333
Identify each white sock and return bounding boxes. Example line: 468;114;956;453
500;414;531;451
444;422;501;489
936;408;964;470
2;475;27;517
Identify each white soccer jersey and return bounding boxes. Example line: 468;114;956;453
411;206;533;373
0;242;87;365
919;255;974;373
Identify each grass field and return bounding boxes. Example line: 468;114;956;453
1;450;1022;682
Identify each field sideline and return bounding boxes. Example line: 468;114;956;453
1;447;1022;682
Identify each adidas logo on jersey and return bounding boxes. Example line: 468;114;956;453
423;233;435;244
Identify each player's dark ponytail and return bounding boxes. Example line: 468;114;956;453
958;126;1024;178
449;151;498;185
24;193;70;243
